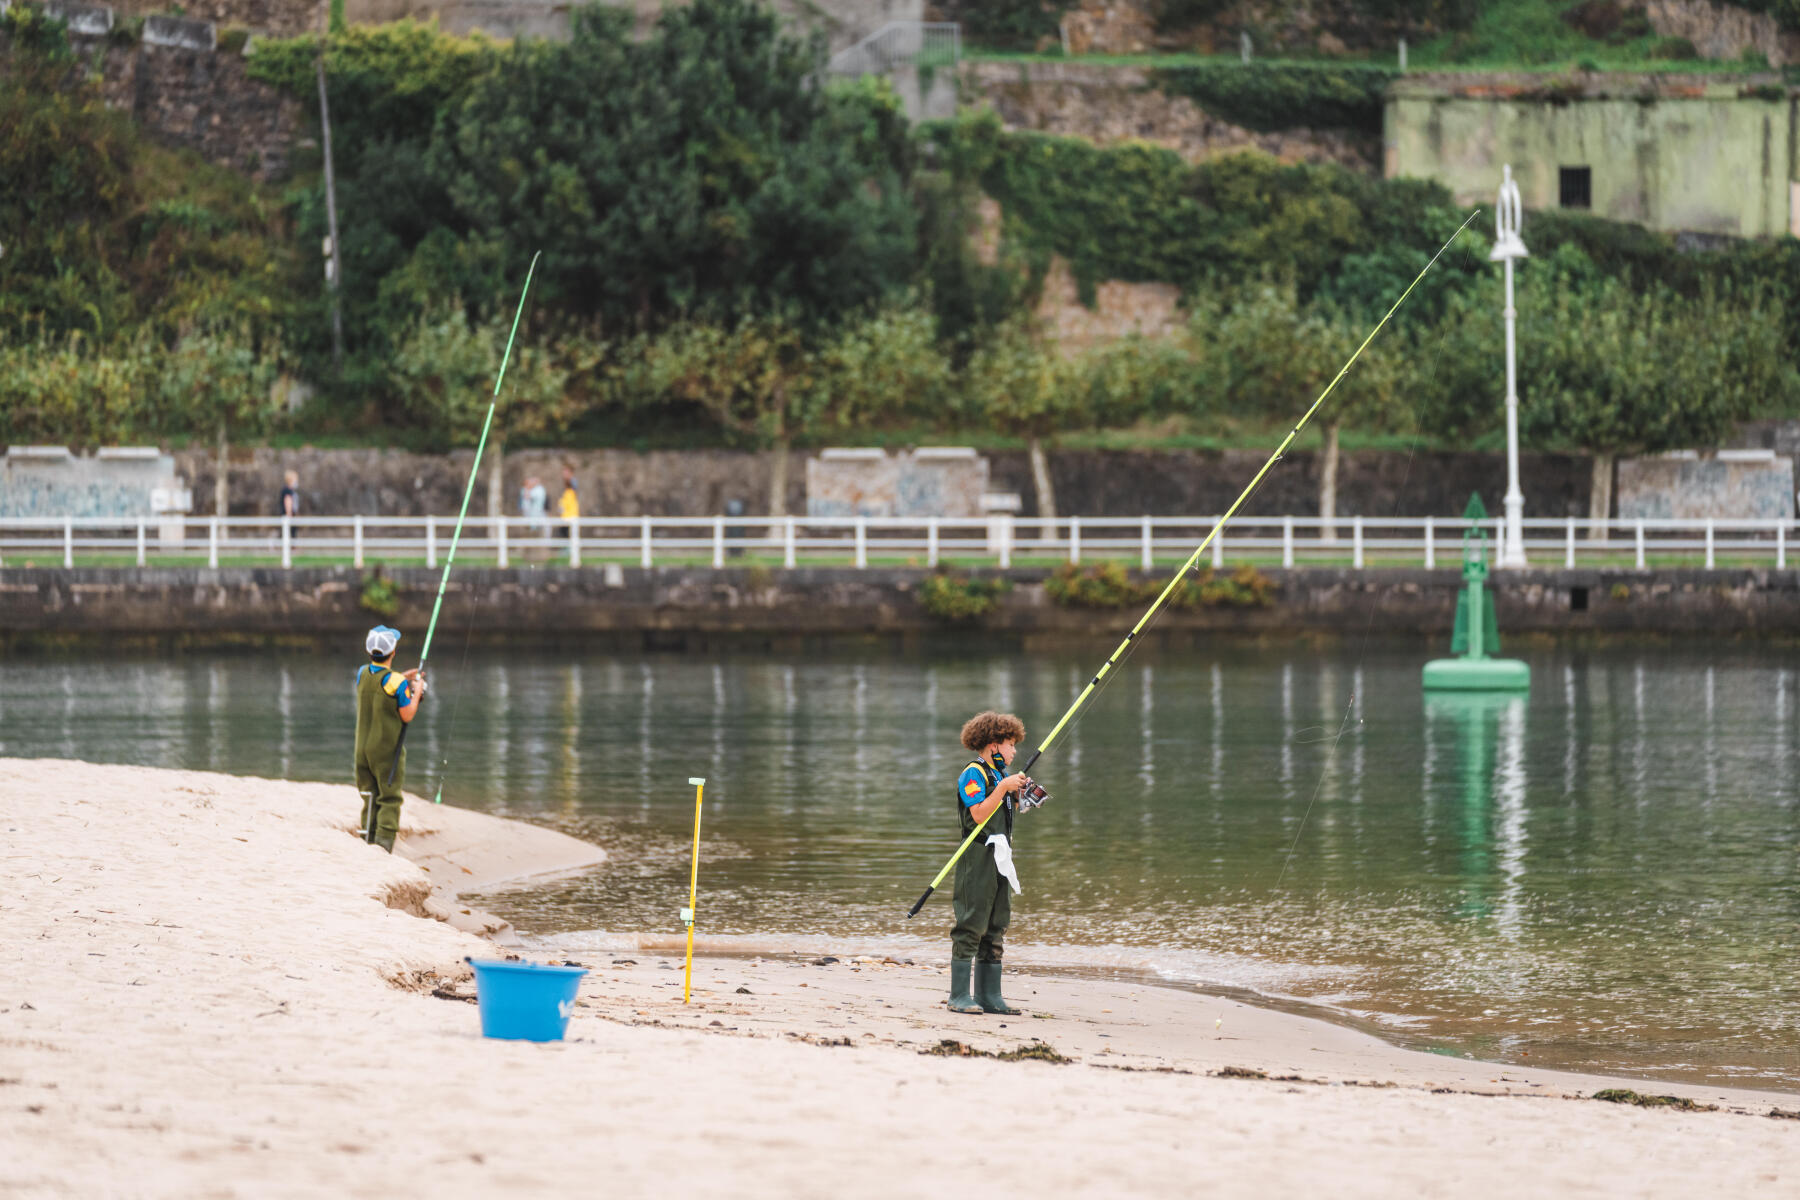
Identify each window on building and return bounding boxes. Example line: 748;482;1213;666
1559;166;1592;210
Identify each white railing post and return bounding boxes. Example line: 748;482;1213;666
1705;518;1715;569
713;517;725;568
1779;522;1787;570
928;518;940;569
784;517;797;569
353;515;364;569
998;516;1012;569
1211;522;1223;568
569;518;581;568
1424;517;1435;569
138;520;147;568
280;516;291;569
496;517;508;568
1565;517;1575;569
854;516;868;569
208;518;219;569
1140;516;1153;570
426;519;437;569
1352;516;1364;569
63;518;73;568
641;515;653;568
1635;520;1646;569
1069;515;1081;564
1282;515;1294;568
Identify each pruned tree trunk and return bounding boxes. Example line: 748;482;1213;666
769;435;790;518
1588;452;1613;542
1028;435;1057;542
486;436;505;519
214;420;229;527
1319;419;1340;544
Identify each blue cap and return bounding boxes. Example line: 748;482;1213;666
365;625;401;657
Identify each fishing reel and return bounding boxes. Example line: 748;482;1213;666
1015;777;1051;811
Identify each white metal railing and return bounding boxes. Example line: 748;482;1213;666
1;514;1798;571
826;21;960;76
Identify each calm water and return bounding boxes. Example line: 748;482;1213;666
4;642;1797;1089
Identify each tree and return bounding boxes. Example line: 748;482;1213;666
386;305;575;514
426;0;917;334
1415;250;1799;537
1204;283;1399;537
617;318;817;516
961;317;1085;533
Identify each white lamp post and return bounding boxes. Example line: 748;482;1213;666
1491;164;1529;568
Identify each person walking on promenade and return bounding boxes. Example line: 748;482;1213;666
947;710;1032;1015
520;474;548;560
555;464;580;551
279;470;300;517
354;624;425;853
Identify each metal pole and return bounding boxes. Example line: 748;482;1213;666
569;518;581;568
314;50;345;370
138;520;148;568
784;516;797;569
1069;515;1081;564
281;516;291;568
681;776;706;1004
1141;516;1153;570
63;518;73;568
353;514;364;568
641;515;652;568
928;518;939;569
1495;164;1529;568
1424;517;1434;569
713;517;724;568
426;518;436;569
1282;515;1294;568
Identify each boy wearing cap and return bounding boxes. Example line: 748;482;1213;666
355;624;425;852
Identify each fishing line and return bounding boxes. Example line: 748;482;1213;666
906;210;1483;918
1273;233;1467;890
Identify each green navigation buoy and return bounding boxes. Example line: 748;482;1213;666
1423;494;1530;692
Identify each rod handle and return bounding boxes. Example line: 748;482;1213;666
906;885;935;919
384;724;408;789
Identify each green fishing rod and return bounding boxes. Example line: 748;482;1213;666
375;253;541;828
905;212;1479;917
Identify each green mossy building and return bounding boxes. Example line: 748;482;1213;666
1384;73;1799;238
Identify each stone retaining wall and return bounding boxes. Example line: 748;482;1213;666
958;59;1380;172
169;446;1596;520
5;565;1797;647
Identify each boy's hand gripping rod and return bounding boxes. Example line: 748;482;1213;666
905;212;1478;917
375;254;541;830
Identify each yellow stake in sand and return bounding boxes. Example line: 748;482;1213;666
682;777;706;1004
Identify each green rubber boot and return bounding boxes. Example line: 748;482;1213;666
948;959;983;1013
975;961;1020;1015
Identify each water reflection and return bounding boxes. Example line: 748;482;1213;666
2;642;1798;1087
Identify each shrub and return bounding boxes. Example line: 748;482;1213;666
359;571;400;617
919;572;1009;621
1152;64;1399;134
1046;562;1274;609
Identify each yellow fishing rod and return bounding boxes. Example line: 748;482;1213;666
906;211;1480;918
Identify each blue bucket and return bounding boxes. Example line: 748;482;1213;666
467;958;588;1042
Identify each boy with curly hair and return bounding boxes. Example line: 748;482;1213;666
947;710;1033;1015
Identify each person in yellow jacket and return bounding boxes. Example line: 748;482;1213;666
555;464;580;547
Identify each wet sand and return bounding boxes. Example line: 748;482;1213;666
4;758;1796;1198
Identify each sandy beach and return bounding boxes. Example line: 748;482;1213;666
4;757;1796;1198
